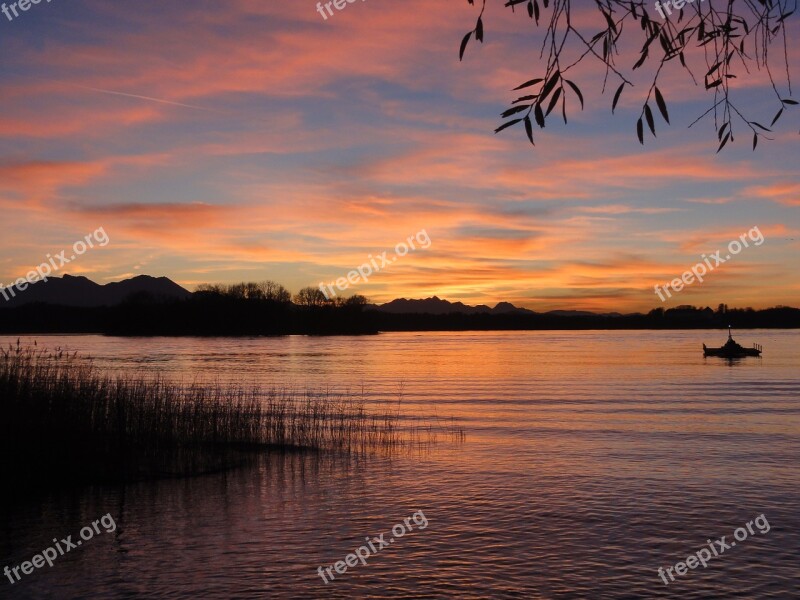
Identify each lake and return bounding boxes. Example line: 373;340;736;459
2;330;798;598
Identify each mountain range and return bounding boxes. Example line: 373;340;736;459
0;274;191;308
0;274;631;316
370;296;626;317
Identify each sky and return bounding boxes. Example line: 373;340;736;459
0;0;798;312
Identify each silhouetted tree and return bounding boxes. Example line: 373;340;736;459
460;0;797;151
261;281;292;303
196;281;291;303
294;287;329;307
333;294;370;308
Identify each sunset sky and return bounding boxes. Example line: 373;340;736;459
1;0;798;312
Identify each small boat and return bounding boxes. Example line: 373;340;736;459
703;327;762;358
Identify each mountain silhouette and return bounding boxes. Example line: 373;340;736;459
0;274;191;308
1;275;798;336
371;296;536;315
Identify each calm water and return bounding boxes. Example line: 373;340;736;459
2;330;799;599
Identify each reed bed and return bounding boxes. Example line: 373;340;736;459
0;342;459;486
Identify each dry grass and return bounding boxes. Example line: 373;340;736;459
0;342;460;486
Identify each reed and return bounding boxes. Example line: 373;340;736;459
0;342;447;486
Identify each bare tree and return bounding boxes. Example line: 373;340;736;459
261;281;292;303
331;294;370;308
294;287;329;307
460;0;797;151
195;281;291;303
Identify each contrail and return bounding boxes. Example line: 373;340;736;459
10;73;274;122
11;73;217;112
69;83;216;112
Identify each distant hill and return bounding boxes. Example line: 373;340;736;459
1;275;798;334
0;274;191;308
371;296;536;315
370;297;628;317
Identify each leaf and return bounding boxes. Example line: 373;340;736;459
782;99;799;105
751;122;772;132
633;49;648;70
512;78;544;91
654;87;669;124
636;118;644;144
546;87;562;116
565;79;584;109
524;116;535;145
717;132;730;153
513;94;539;104
771;108;784;126
459;32;471;61
718;122;729;141
476;17;484;42
534;103;545;128
752;133;758;151
612;82;625;113
495;118;523;134
502;104;530;118
644;104;656;136
603;10;617;34
539;70;561;102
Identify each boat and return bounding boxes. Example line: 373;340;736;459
703;327;762;358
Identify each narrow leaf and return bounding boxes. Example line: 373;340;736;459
717;132;730;153
502;104;530;118
546;87;562;116
459;32;471;61
539;70;561;102
565;79;584;109
495;118;523;134
512;78;544;91
612;83;625;113
524;116;535;145
644;104;656;136
534;103;545;128
654;87;670;124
